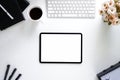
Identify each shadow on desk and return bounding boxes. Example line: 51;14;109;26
19;20;40;37
93;20;120;80
93;21;112;80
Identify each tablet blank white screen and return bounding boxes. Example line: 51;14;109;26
41;34;82;62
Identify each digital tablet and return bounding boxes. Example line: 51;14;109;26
39;33;82;63
97;62;120;80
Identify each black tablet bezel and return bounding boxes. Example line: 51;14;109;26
39;32;83;64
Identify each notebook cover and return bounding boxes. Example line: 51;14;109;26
17;0;30;12
0;0;25;30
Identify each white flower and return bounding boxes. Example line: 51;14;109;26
108;0;114;7
100;0;120;25
107;7;116;14
100;10;106;15
103;1;109;9
102;14;109;22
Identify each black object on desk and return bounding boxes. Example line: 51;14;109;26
4;65;10;80
8;68;17;80
0;0;29;30
29;7;43;20
17;0;29;12
3;64;22;80
15;74;22;80
0;0;24;30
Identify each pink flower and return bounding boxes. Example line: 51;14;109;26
109;0;114;6
100;0;120;25
108;14;119;25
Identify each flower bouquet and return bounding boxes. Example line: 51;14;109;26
100;0;120;25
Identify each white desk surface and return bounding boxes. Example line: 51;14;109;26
0;0;120;80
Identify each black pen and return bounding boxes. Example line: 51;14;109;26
15;74;22;80
4;65;10;80
8;68;17;80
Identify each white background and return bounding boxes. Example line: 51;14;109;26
0;0;120;80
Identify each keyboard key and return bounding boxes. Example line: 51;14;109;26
62;14;78;17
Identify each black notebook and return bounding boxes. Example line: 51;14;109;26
17;0;29;12
0;0;29;30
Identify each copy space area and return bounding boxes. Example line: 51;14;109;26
40;33;82;63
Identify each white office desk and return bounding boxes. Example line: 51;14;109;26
0;0;120;80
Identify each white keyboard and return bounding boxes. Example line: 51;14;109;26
47;0;95;18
